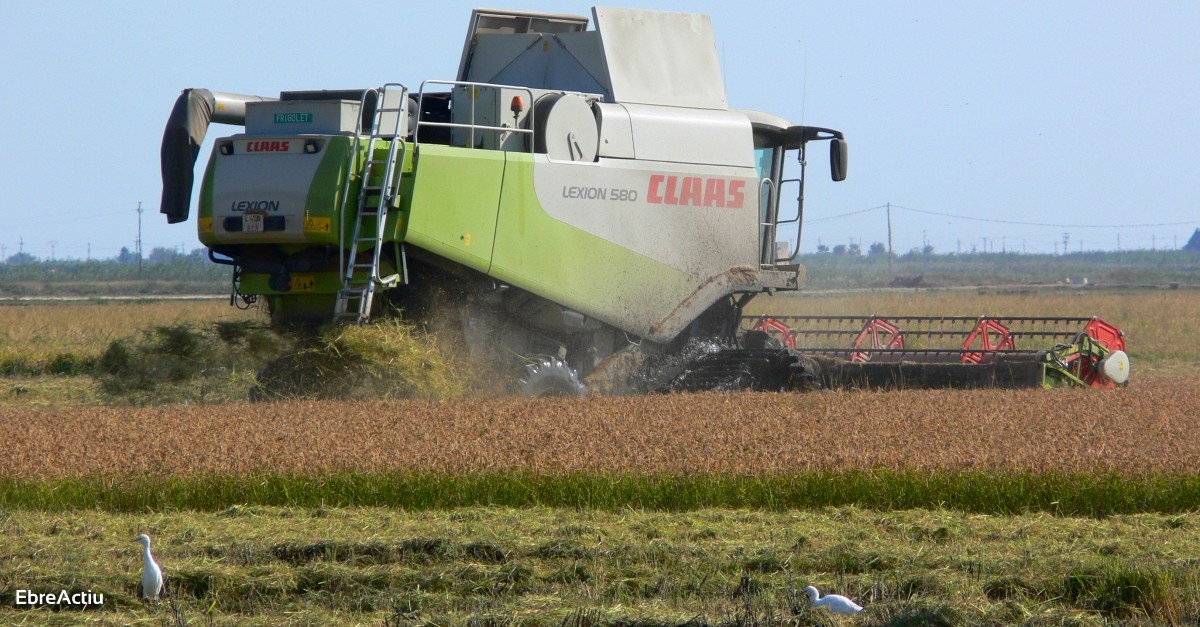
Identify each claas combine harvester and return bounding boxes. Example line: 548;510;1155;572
159;6;1129;395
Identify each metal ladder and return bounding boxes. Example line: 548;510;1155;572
333;84;410;324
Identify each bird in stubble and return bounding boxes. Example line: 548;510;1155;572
135;533;165;602
804;585;863;615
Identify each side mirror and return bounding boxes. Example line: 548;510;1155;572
830;138;848;182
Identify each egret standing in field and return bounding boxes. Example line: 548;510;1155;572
135;533;165;602
804;585;862;615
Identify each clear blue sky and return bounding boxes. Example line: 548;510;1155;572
3;1;1197;260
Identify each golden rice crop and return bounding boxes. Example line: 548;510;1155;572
3;377;1197;478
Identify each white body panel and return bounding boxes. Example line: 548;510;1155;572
533;156;759;278
209;136;322;243
622;104;755;167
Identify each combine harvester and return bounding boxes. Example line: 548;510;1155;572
158;6;1128;395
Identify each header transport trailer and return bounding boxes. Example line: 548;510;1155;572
158;6;1127;395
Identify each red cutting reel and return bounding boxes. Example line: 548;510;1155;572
961;318;1015;364
851;318;905;363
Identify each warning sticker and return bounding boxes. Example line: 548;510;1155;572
304;217;332;233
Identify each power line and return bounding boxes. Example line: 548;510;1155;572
805;204;888;223
890;204;1197;229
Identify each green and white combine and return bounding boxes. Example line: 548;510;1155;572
159;7;1127;395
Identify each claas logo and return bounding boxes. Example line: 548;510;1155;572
647;175;746;209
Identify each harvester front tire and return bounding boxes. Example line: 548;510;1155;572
519;358;586;397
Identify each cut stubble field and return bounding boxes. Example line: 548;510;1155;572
4;506;1200;626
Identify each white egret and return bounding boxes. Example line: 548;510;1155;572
804;585;862;615
135;533;164;602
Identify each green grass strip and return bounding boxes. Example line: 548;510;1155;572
1;470;1198;516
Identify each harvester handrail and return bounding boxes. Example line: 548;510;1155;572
758;177;778;268
775;175;804;265
337;83;410;291
415;80;535;152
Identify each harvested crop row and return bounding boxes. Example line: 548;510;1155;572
3;378;1197;478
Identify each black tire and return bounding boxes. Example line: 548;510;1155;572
519;358;586;397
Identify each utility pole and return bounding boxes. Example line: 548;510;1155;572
136;201;143;275
1062;232;1070;255
886;202;893;272
48;241;57;261
87;243;91;261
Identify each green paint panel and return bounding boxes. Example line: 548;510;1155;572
265;293;338;322
490;155;698;335
240;270;343;296
197;152;218;247
404;145;504;273
301;136;353;246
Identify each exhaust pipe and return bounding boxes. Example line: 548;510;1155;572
159;88;275;224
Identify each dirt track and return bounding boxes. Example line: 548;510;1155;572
3;378;1197;478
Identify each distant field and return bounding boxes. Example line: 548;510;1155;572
798;250;1200;290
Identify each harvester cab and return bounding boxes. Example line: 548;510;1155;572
750;123;848;267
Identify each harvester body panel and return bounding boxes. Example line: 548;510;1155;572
497;154;743;341
405;144;505;274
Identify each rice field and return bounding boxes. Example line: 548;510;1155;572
1;289;1197;624
1;378;1197;478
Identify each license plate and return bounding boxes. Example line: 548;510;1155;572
244;213;264;233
